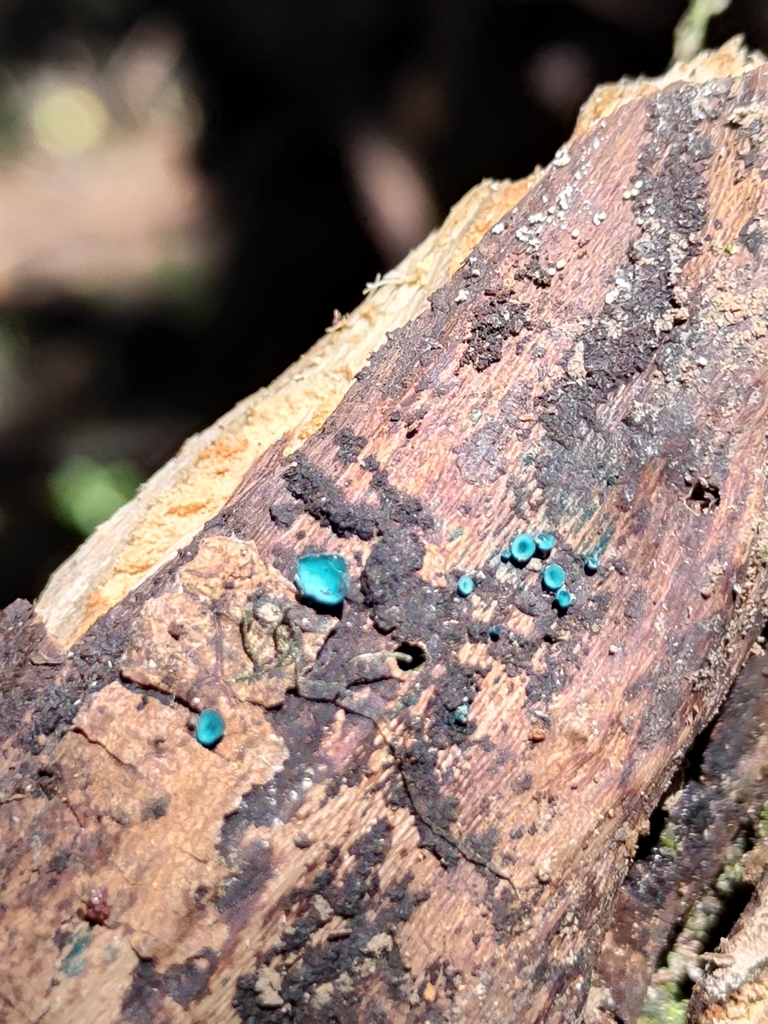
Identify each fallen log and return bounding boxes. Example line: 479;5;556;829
3;38;768;1024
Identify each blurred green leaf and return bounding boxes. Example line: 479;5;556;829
48;455;142;537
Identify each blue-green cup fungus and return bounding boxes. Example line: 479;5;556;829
534;533;555;557
554;587;573;611
542;563;566;592
196;708;225;748
457;574;475;597
295;553;349;608
488;624;502;641
584;554;600;575
510;533;536;566
451;701;470;726
499;546;512;562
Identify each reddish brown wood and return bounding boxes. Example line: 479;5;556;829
3;62;768;1024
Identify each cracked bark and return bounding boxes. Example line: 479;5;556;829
3;39;768;1024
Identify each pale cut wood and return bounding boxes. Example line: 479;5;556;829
3;36;768;1024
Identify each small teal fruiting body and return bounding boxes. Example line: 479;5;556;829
535;533;555;556
500;546;512;562
510;533;536;566
196;709;225;748
488;624;501;641
295;553;349;607
554;587;573;610
542;563;566;592
584;554;599;575
451;701;470;726
457;574;475;597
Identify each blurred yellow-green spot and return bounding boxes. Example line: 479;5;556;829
48;455;142;537
31;86;110;157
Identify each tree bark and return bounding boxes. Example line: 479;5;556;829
3;38;768;1024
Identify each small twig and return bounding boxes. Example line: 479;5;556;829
336;695;519;895
672;0;733;65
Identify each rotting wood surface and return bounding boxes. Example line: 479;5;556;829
595;651;768;1022
4;61;768;1024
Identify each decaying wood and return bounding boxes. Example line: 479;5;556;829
4;38;768;1024
593;651;768;1022
34;174;539;648
36;37;764;651
689;864;768;1021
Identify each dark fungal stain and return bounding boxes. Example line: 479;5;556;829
460;295;529;372
48;849;71;874
121;950;218;1021
333;427;368;464
532;84;717;542
624;589;646;621
233;826;423;1024
269;501;303;528
217;694;337;866
140;796;170;821
325;818;391;917
284;453;376;539
163;951;219;1008
121;959;160;1024
516;253;552;288
738;215;764;256
489;875;534;938
276;462;529;885
361;298;456;405
384;733;461;868
0;544;185;756
216;837;275;914
0;600;79;753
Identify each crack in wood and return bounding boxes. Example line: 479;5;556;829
316;687;520;895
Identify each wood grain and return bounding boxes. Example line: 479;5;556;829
37;35;764;651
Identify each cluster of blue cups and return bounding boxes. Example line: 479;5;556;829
456;532;600;615
502;532;573;611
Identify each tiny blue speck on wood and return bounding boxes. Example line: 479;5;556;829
554;587;573;610
584;554;600;575
295;553;349;607
196;709;225;748
451;701;470;725
457;574;475;597
542;563;566;592
510;534;536;566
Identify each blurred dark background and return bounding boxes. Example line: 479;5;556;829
0;0;764;606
